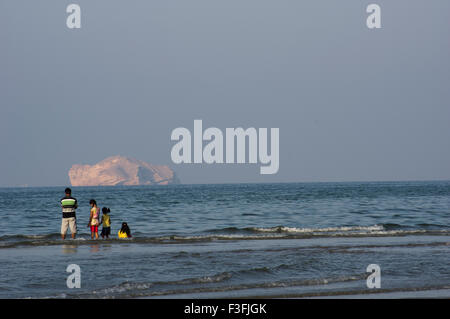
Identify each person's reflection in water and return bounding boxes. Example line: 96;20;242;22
62;244;78;254
90;243;112;254
90;243;100;253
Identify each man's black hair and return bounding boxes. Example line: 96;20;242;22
65;187;72;195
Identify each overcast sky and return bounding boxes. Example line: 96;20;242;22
1;0;449;186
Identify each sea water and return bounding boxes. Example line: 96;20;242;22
0;181;449;298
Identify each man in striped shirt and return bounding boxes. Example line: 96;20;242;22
61;188;78;239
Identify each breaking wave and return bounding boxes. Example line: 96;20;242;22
1;224;448;249
42;269;367;299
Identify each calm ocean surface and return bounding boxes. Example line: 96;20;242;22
0;181;449;298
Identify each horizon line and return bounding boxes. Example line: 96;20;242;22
1;178;450;188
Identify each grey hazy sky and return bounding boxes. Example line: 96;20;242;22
1;0;449;186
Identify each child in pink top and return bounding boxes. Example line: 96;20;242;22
88;199;100;239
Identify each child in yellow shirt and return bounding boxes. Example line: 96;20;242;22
100;207;111;239
118;222;132;238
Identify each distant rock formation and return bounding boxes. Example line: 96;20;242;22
69;156;180;186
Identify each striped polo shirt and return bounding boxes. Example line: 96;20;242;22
61;196;78;219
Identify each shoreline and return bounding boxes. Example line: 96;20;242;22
142;287;450;299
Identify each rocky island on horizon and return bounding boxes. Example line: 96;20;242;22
68;155;180;186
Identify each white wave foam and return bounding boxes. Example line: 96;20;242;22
92;282;153;295
251;225;385;233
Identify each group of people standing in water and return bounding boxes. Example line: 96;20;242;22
60;188;132;240
87;199;111;239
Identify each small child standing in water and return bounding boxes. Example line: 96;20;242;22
88;199;100;240
100;207;111;239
